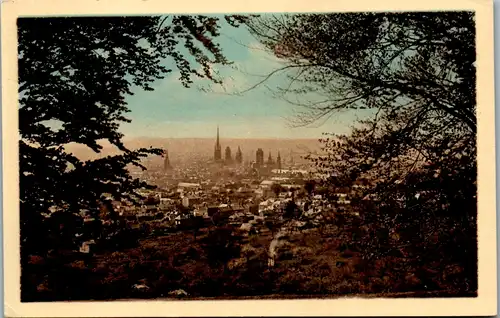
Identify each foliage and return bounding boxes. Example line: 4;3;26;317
201;226;242;269
19;15;248;258
271;183;284;196
245;11;477;292
22;223;476;301
144;195;160;206
245;12;475;130
283;200;301;219
304;180;316;195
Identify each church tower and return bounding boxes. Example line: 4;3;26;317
277;151;282;170
164;150;172;171
235;146;243;164
225;146;232;164
289;149;295;167
267;151;274;167
214;125;222;162
256;148;264;167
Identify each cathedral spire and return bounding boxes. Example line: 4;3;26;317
267;151;274;167
164;150;172;171
216;125;220;147
214;125;222;162
235;146;243;164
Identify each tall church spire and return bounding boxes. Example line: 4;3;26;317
214;125;222;162
164;150;172;171
235;146;243;164
267;151;274;167
216;125;220;146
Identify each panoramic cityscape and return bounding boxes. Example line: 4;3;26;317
18;12;478;302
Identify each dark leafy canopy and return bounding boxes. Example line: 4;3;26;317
246;12;477;291
18;15;247;255
245;11;476;203
246;12;475;131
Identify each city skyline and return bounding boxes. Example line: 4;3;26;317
213;125;301;166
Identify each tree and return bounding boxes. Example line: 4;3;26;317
271;183;284;196
244;12;476;181
245;12;476;211
244;12;477;293
245;12;475;131
283;200;301;220
303;179;316;196
202;226;242;272
144;195;160;206
265;219;279;236
19;15;248;258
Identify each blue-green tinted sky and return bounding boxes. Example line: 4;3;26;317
121;16;362;139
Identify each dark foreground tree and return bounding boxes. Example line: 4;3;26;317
245;12;477;294
19;15;248;300
245;12;475;129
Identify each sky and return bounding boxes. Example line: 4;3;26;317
120;16;363;140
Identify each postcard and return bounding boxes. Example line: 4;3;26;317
2;0;496;316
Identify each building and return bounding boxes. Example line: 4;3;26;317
267;151;275;167
182;196;202;208
163;150;172;171
271;168;308;175
260;180;275;190
214;125;222;162
235;146;243;164
256;148;264;167
225;146;232;164
177;182;201;192
277;151;282;170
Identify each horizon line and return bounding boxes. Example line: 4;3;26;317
123;136;323;141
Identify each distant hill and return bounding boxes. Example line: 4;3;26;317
63;137;323;164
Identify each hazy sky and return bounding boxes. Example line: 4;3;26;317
120;15;364;139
